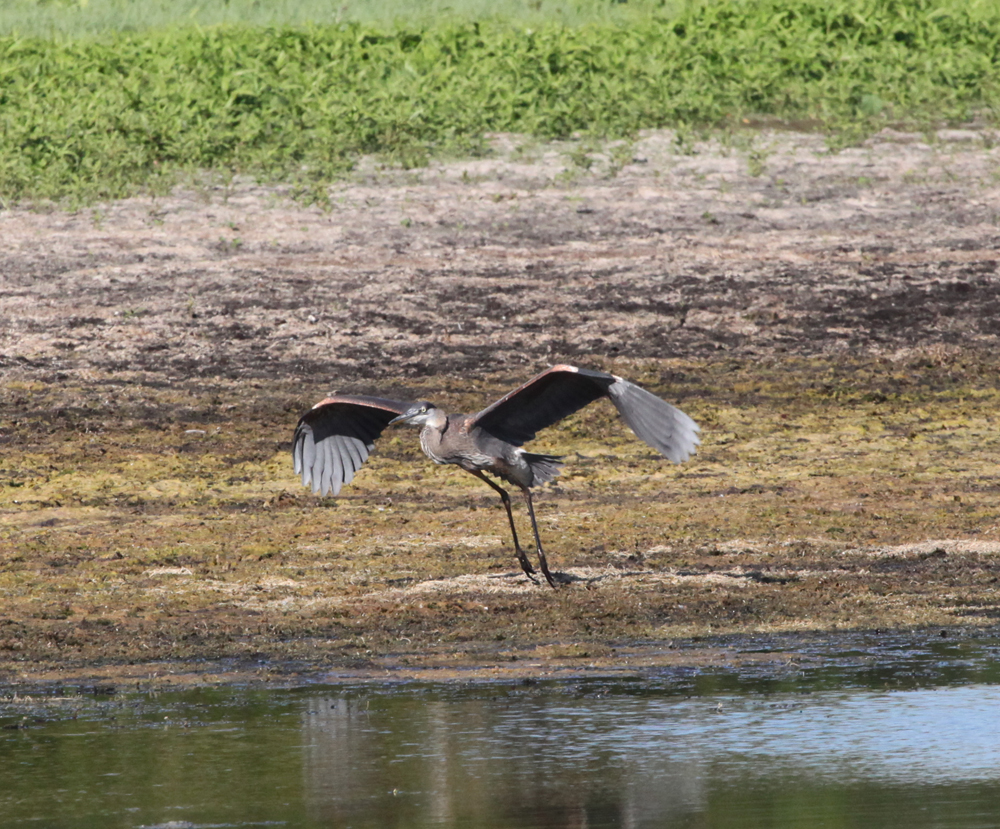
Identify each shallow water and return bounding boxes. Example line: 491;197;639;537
4;629;1000;829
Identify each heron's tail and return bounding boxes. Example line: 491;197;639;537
524;453;564;486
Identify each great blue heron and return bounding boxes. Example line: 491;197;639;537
292;364;700;587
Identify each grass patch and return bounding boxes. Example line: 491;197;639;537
1;0;999;205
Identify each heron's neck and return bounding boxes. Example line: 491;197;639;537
418;408;451;463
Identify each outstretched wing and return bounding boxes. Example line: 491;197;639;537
473;365;610;445
472;364;700;463
293;395;412;496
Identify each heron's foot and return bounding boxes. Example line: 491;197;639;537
514;553;540;584
536;551;558;589
514;549;537;576
539;564;558;588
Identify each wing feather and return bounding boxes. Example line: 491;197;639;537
473;364;700;463
292;395;412;497
341;436;364;481
607;379;700;463
472;365;611;446
325;435;343;496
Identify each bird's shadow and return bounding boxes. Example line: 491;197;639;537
550;570;586;586
487;569;642;588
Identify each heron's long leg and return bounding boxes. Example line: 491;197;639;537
467;470;538;582
521;487;556;588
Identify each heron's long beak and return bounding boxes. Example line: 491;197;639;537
389;402;433;427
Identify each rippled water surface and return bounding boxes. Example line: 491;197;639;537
4;630;1000;828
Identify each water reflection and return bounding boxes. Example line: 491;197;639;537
302;694;709;827
3;631;1000;828
299;684;1000;828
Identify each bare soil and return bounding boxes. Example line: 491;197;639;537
2;127;1000;688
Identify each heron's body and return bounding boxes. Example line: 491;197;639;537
293;364;700;587
418;410;559;489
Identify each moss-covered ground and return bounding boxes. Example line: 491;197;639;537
3;352;999;685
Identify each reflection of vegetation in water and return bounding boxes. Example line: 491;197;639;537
1;0;998;203
0;688;314;826
5;677;1000;826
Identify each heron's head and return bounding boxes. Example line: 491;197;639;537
388;401;439;428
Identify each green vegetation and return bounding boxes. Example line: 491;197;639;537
1;0;998;205
0;0;674;37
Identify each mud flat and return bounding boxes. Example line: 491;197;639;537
2;128;1000;687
